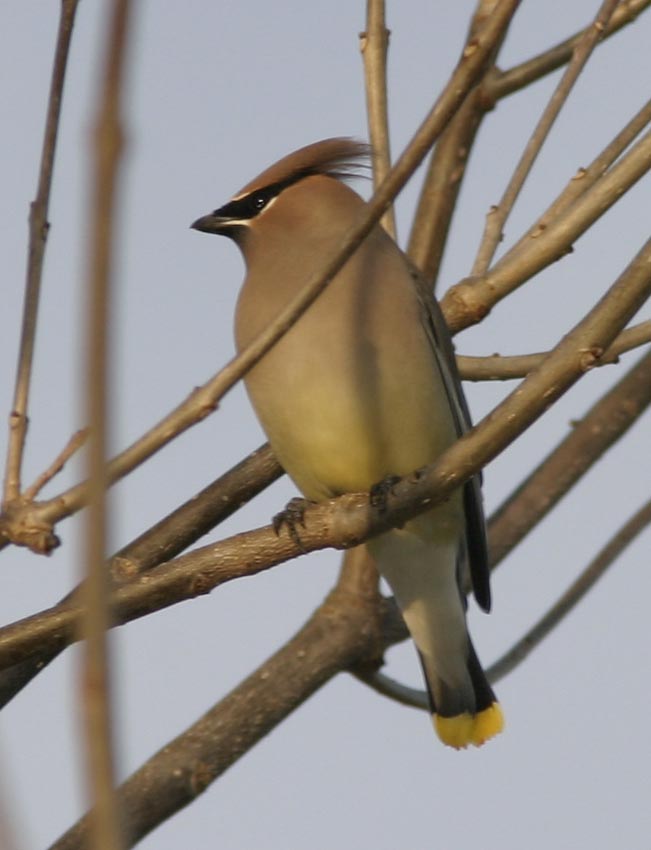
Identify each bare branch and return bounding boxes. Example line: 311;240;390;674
488;496;651;684
360;0;397;238
52;492;651;845
355;670;429;711
488;347;651;566
458;320;651;380
517;96;651;247
490;0;651;100
0;443;281;708
408;2;651;286
443;127;651;332
21;428;88;501
2;234;649;674
81;1;132;847
408;0;515;285
471;0;619;276
49;563;387;850
2;0;80;505
407;89;488;286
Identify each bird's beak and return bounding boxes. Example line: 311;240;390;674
190;213;234;234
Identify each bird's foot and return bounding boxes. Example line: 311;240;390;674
273;497;314;549
369;474;402;514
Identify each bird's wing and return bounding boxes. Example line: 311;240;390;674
408;262;491;612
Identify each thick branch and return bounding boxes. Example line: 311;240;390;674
53;484;651;847
50;562;386;850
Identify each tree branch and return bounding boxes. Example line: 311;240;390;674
490;0;651;100
407;0;514;285
0;443;281;709
81;0;132;847
49;558;387;850
2;0;80;506
516;95;651;248
360;0;397;238
487;346;651;566
488;495;651;683
442;127;651;332
471;0;619;275
52;490;651;847
458;319;651;380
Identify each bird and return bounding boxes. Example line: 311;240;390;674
191;138;503;748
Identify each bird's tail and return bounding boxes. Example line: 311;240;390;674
419;639;503;749
368;522;504;749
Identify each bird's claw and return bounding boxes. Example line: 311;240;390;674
273;497;313;549
369;474;402;514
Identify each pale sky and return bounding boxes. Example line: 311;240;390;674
1;3;650;849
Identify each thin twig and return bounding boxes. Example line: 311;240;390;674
442;126;651;332
2;0;80;505
408;0;651;285
458;319;651;380
487;347;651;566
490;0;651;100
407;0;514;286
471;0;619;276
518;95;651;245
360;0;396;238
81;1;132;848
0;0;518;549
355;670;429;710
488;496;651;684
2;235;650;673
22;428;88;501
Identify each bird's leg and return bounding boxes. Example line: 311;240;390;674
272;496;315;549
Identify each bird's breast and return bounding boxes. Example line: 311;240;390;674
235;230;458;501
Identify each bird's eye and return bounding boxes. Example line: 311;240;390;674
251;193;268;211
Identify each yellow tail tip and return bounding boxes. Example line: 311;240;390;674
434;703;504;749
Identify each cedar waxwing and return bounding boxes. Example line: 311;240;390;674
192;138;503;748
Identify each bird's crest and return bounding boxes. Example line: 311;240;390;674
234;137;370;198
